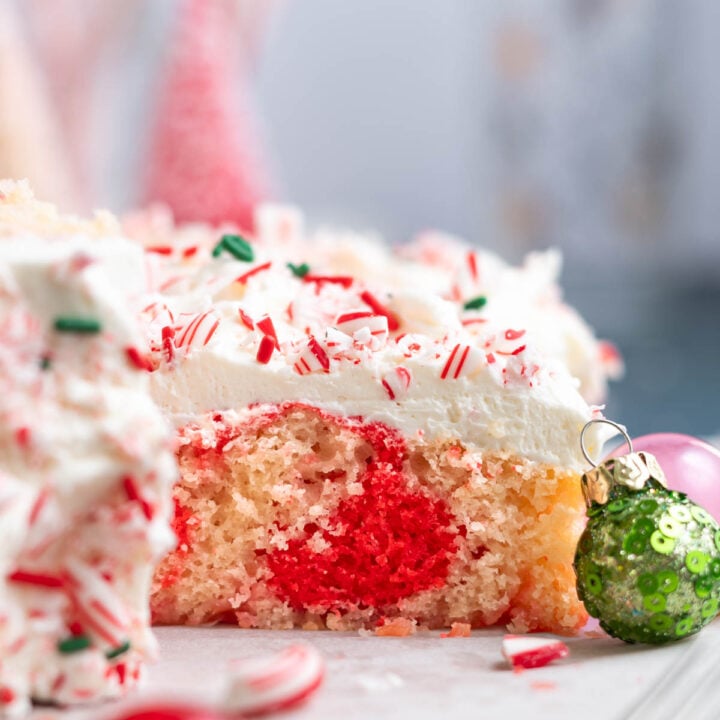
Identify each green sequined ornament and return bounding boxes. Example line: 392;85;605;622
574;420;720;644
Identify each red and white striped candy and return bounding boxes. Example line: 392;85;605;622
381;367;412;401
502;635;569;670
223;644;324;716
440;343;485;380
335;310;388;349
173;311;220;352
293;337;330;375
64;559;129;650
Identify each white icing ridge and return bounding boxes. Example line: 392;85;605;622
127;204;620;470
0;183;176;717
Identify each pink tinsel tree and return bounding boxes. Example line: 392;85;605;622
143;0;271;231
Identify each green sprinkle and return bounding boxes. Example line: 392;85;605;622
58;635;91;654
53;316;102;334
463;296;487;311
105;640;131;660
212;234;254;262
287;262;310;278
39;355;52;371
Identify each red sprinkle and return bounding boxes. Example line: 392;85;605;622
125;346;154;372
505;329;526;341
0;687;15;705
161;326;176;363
307;336;329;371
467;251;479;281
236;261;272;285
256;335;275;364
303;274;354;289
238;309;255;330
8;569;64;589
359;291;400;331
182;245;199;259
146;245;173;256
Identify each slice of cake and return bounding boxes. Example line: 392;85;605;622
0;181;177;716
126;205;619;635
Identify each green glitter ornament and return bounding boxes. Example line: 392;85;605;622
574;419;720;644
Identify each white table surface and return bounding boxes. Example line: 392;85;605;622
29;621;720;720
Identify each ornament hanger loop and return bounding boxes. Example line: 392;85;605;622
580;418;632;468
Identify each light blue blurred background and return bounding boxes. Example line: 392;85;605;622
7;0;720;437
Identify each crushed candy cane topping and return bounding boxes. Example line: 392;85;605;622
0;181;176;717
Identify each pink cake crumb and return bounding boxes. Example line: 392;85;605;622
440;622;472;638
375;617;418;637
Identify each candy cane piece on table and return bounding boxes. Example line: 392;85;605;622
223;644;324;716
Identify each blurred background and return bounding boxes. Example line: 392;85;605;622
1;0;718;437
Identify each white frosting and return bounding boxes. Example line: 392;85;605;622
0;182;176;717
126;204;618;470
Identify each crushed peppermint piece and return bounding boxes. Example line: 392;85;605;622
122;475;154;521
238;309;255;330
174;311;220;351
236;261;272;285
256;316;279;348
57;635;92;654
287;262;310;278
294;336;330;375
335;311;388;348
463;296;487;311
502;635;569;670
53;316;102;334
125;347;154;372
381;367;412;400
440;344;485;380
256;335;275;364
212;234;254;262
7;569;64;588
359;291;400;332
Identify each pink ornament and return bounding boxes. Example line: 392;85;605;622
613;434;720;523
